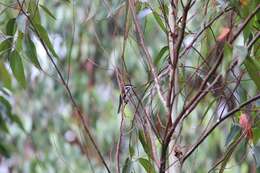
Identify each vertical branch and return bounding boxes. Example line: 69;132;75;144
167;0;181;172
128;0;168;111
160;1;192;172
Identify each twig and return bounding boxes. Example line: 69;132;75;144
16;1;111;172
128;0;168;111
182;94;260;163
230;4;260;43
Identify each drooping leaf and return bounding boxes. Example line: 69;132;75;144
9;113;25;131
9;51;26;88
138;158;156;173
0;113;9;133
34;23;59;58
153;11;166;33
139;130;152;158
0;96;11;114
16;31;23;52
244;57;260;91
39;4;56;20
225;124;241;146
154;46;168;66
253;128;260;145
122;157;132;173
0;38;12;55
28;1;41;24
24;35;42;69
6;18;17;36
129;145;135;158
0;62;11;89
0;142;11;157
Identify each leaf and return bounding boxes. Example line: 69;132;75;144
253;146;260;168
122;157;132;173
0;142;11;157
253;128;260;145
9;51;26;88
0;96;11;114
34;23;59;58
129;145;135;158
0;62;11;89
6;18;17;36
244;57;260;91
153;11;167;33
9;114;25;131
239;113;253;140
217;27;230;42
0;38;12;54
138;158;156;173
0;113;9;133
233;45;248;66
154;46;168;66
28;1;41;24
39;4;56;20
24;35;42;69
16;31;23;52
225;124;241;146
139;130;152;158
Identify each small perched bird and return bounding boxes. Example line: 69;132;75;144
117;84;135;113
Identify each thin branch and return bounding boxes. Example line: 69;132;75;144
230;4;260;43
182;94;260;163
128;0;168;111
16;1;111;172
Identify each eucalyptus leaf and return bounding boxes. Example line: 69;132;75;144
39;4;56;20
138;158;156;173
24;35;42;69
244;57;260;91
34;23;59;58
9;51;26;88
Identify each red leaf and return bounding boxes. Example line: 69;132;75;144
239;113;253;140
217;27;230;42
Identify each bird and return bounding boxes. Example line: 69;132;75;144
117;84;135;113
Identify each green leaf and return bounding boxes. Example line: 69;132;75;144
9;51;26;88
253;128;260;145
154;46;168;66
6;18;17;36
9;114;25;131
253;146;260;168
0;142;11;157
129;144;135;158
0;38;12;54
0;113;9;133
138;130;152;158
24;35;42;69
138;158;156;173
0;96;11;114
225;124;241;146
153;11;167;33
0;62;11;89
28;1;41;24
39;4;56;20
122;157;132;173
244;57;260;91
16;31;23;52
34;23;59;58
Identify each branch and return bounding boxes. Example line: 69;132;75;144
128;0;168;111
182;94;260;163
16;1;111;172
230;4;260;43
